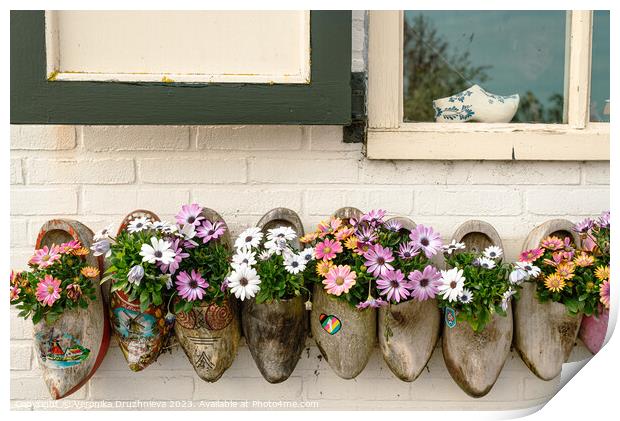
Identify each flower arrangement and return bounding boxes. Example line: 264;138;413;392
303;209;443;309
98;204;232;314
227;226;313;302
10;241;98;324
438;244;521;332
519;212;610;317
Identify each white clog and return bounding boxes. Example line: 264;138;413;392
433;84;520;123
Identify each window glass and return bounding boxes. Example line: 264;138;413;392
403;11;567;123
590;10;610;122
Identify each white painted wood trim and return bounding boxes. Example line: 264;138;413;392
567;10;593;128
366;10;607;161
367;123;609;160
367;10;403;128
45;11;311;85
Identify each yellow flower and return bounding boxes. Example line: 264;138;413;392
72;247;90;256
574;252;594;267
586;281;595;292
595;265;610;281
556;262;575;280
80;266;100;278
544;273;565;292
316;260;334;277
344;236;358;250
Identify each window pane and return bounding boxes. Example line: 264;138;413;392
590;11;610;122
403;11;567;123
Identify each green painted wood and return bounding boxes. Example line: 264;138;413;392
11;11;351;125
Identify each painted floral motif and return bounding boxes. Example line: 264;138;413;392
35;329;91;369
433;104;475;121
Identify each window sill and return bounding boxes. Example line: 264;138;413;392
366;123;610;160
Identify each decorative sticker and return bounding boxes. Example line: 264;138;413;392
319;313;342;335
445;307;457;329
35;329;90;369
204;302;233;331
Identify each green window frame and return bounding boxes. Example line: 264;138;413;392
11;10;351;125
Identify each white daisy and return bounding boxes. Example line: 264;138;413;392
127;217;152;233
232;247;257;268
266;226;297;242
139;237;175;265
438;268;466;302
509;268;527;285
264;238;289;255
476;257;496;269
458;288;474;304
299;247;315;263
442;240;466;255
94;224;114;241
258;249;274;261
483;246;503;260
284;254;306;275
227;264;261;301
501;288;516;311
515;261;541;278
152;221;177;234
234;227;263;250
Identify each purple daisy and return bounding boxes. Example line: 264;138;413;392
356;225;378;244
573;218;594;233
361;209;387;225
407;265;442;301
196;220;227;243
398;242;420;260
409;224;442;258
384;219;403;232
377;270;412;303
363;244;395;277
176;270;208;302
158;238;189;275
175;203;205;227
356;296;388;309
599;210;610;228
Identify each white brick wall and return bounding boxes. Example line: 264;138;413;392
10;123;609;410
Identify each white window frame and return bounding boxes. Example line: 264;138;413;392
366;10;609;160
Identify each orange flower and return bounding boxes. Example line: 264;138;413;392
72;247;90;256
544;273;565;292
344;236;358;250
556;262;575;280
573;253;594;267
299;232;318;244
80;266;100;278
595;265;610;281
316;260;334;278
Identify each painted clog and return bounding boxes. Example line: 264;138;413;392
433;84;519;123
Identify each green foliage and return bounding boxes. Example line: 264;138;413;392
440;250;515;333
253;253;308;304
174;240;231;313
102;230;171;313
11;249;97;325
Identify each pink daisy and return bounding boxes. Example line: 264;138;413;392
398;242;420;260
363;244;395;277
158;238;189;275
323;265;357;296
315;239;342;260
10;285;21;301
377;270;411;303
196;220;227;243
384;219;403;232
409;225;442;258
361;209;387;225
408;265;442;301
35;274;62;306
356;296;388;309
176;270;208;302
58;240;81;254
335;227;355;241
175;203;205;227
541;236;564;250
600;280;610;309
356;226;378;244
29;246;61;268
519;248;544;263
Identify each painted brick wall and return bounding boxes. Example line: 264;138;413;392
9;10;609;411
10;123;608;410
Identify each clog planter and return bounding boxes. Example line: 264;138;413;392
33;219;110;399
442;220;512;398
377;217;440;382
579;309;609;354
514;219;583;380
109;210;173;372
174;208;240;382
310;207;376;380
241;208;308;383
